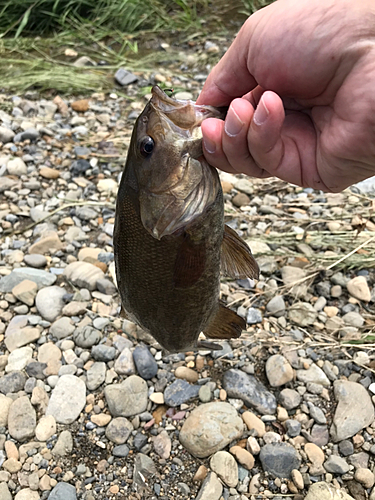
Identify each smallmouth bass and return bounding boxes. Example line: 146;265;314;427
114;86;259;352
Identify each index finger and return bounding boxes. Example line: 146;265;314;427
196;18;258;106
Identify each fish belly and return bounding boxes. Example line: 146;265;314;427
114;183;223;352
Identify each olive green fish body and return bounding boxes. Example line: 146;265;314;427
114;159;223;352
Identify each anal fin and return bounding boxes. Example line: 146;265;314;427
203;303;246;340
221;224;259;280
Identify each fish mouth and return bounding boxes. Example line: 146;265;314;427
150;86;225;130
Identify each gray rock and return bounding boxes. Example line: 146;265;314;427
112;444;130;457
0;371;26;394
289;302;317;326
265;354;293;387
73;325;102;348
35;286;66;322
96;278;117;295
179;402;244;458
0;267;56;292
259;443;301;478
86;362;106;390
0;126;15;143
133;453;158;493
105;375;148;417
46;375;86;424
324;455;350;474
114;347;136;375
0;482;12;500
23;254;47;268
308;402;327;425
199;385;212;403
296;363;330;386
310;424;330;447
133;344;158;380
105;417;133;444
64;261;105;291
342;311;365;327
331;380;374;442
7;157;27;176
281;266;308;297
48;482;77;500
164;379;200;407
50;316;75;340
8;396;36;441
195;472;223;500
91;344;116;361
52;430;73;457
246;308;263;324
223;369;277;414
115;68;138;86
305;482;355;500
75;207;98;221
210;451;238;488
285;419;301;437
266;296;286;317
279;388;301;409
15;128;39;142
339;440;354;456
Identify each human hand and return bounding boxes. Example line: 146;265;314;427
197;0;375;192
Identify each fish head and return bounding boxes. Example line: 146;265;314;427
128;85;225;240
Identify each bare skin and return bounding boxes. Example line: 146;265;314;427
196;0;375;192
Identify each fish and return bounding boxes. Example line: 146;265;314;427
113;85;259;353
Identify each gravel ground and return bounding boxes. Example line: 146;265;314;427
1;45;375;500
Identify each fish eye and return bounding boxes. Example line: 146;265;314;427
140;136;155;157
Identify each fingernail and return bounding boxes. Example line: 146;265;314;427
224;107;244;137
203;137;216;154
253;96;269;126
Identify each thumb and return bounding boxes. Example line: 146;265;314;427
196;16;259;106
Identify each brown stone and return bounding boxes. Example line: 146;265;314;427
71;99;90;112
39;167;60;179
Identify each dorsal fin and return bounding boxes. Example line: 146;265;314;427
221;225;259;279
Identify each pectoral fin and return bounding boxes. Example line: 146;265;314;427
203;303;246;340
221;225;259;279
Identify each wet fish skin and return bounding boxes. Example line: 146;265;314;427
114;86;259;352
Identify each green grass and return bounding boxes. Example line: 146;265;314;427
0;0;274;94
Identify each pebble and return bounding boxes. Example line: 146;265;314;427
296;363;330;386
0;394;12;426
330;380;374;441
132;344;158;379
114;347;135;375
12;279;38;306
35;415;56;441
153;429;171;459
23;254;47;268
105;375;148;417
63;261;105;291
48;482;77;500
86;362;106;390
266;295;286;317
324;455;350;474
8;396;36;441
230;446;254;470
91;344;116;362
46;375;86;424
164;379;200;407
52;430;73;457
289;302;317;326
223;369;277;414
105;417;133;444
305;482;354;500
354;467;375;488
210;451;238;487
265;354;294;386
175;365;199;383
179;402;244;458
73;325;102;348
347;276;371;301
242;411;266;437
14;490;40;500
35;286;66;322
279;388;301;409
259;443;301;478
195;472;223;500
